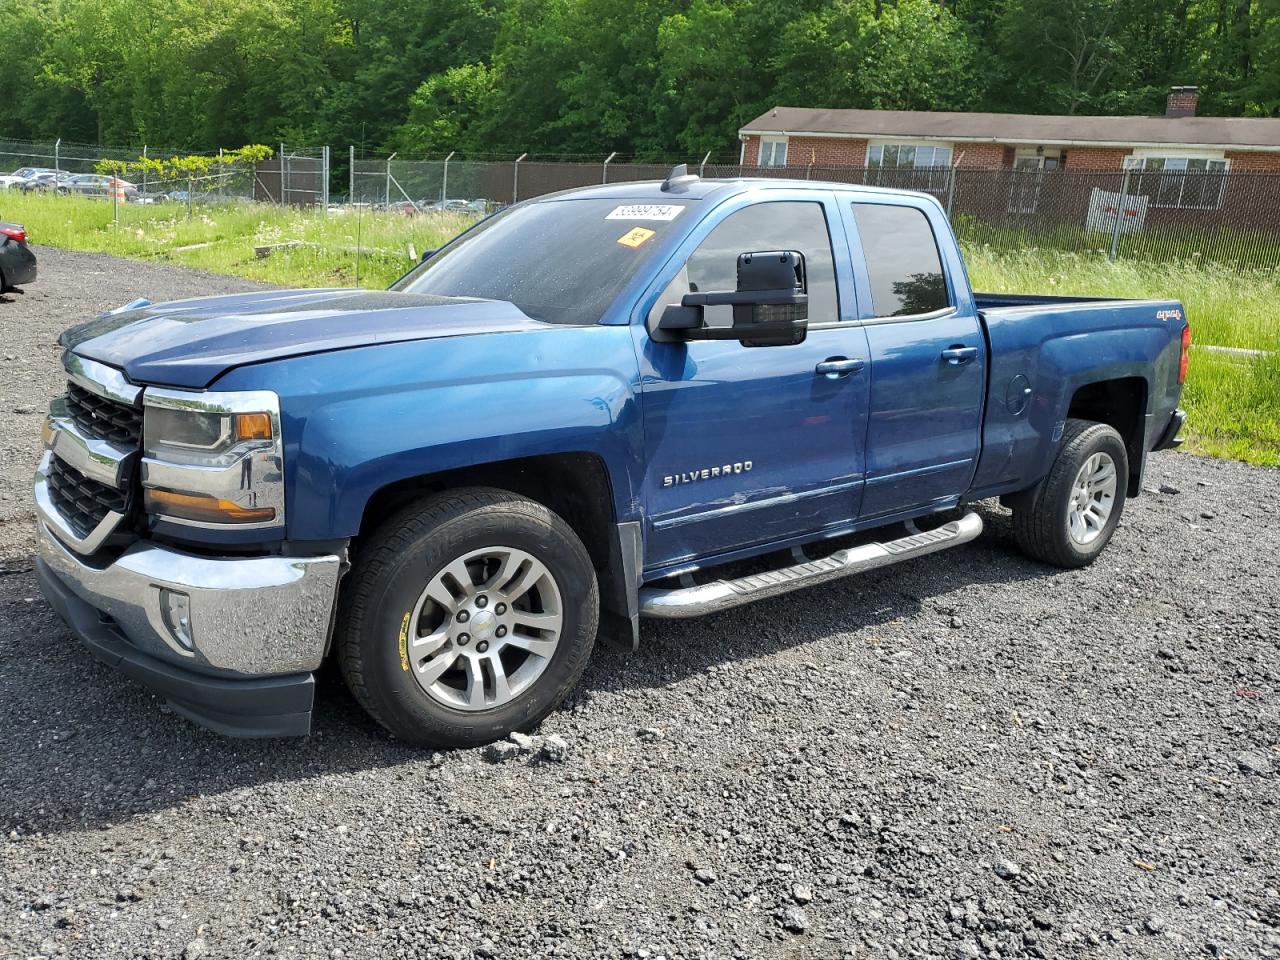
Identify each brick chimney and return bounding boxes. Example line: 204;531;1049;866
1166;86;1199;118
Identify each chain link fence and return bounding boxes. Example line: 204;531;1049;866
0;138;334;210
347;155;1280;268
5;134;1280;268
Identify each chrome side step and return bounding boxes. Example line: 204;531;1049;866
638;511;984;619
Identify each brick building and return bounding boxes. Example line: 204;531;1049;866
739;87;1280;186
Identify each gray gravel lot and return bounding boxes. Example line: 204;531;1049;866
1;249;1277;960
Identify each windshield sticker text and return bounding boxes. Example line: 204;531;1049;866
607;204;683;221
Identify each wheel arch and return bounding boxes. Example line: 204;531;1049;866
355;452;641;650
1065;376;1149;496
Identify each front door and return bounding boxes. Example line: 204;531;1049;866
845;200;985;519
636;197;871;573
1009;150;1061;214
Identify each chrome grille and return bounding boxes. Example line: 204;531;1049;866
65;381;143;447
46;456;129;538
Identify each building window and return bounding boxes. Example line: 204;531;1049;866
1123;155;1228;209
758;137;788;168
866;142;953;192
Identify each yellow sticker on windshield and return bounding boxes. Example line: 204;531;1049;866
616;227;656;248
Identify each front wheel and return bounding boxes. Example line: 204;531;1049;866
336;488;599;747
1011;419;1129;568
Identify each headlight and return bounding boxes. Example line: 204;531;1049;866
141;388;285;530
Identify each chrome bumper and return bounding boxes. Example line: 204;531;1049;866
36;518;342;677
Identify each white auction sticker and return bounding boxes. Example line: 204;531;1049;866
606;204;684;221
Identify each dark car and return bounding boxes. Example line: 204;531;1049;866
20;171;74;193
0;221;37;291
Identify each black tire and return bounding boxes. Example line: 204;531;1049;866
336;487;599;747
1011;419;1129;569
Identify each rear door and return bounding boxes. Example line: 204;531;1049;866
841;198;985;519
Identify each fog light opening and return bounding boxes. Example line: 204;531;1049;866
160;588;194;651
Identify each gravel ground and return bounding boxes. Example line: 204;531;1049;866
1;249;1277;960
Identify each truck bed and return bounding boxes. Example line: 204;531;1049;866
969;291;1187;503
975;292;1143;311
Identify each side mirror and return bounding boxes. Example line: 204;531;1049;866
420;248;437;262
657;250;808;347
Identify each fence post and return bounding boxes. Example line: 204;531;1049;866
187;176;193;220
699;150;711;178
1109;169;1131;262
54;138;61;184
512;153;527;204
142;145;148;200
218;148;224;203
349;145;355;205
602;151;617;184
442;150;455;205
385;152;396;207
113;165;120;223
279;143;286;205
322;145;330;214
946;165;957;218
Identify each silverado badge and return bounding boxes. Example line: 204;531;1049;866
663;461;753;487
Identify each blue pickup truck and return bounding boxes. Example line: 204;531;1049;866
33;170;1190;746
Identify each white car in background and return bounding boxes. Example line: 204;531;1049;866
1;167;55;189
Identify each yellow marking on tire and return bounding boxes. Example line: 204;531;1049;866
398;612;411;672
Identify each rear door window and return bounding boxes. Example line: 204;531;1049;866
850;203;950;318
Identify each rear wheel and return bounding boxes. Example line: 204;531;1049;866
1011;419;1128;568
337;488;599;747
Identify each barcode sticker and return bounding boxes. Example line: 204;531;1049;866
606;204;683;221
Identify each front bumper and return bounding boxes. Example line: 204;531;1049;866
35;518;342;737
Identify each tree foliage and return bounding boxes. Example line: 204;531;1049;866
1;0;1277;161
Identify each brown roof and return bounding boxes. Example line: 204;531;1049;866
740;106;1280;150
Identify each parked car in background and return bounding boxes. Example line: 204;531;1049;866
60;174;139;201
0;221;37;291
428;198;488;214
381;199;422;216
1;167;56;189
20;171;75;193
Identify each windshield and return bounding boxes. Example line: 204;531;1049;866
393;198;692;325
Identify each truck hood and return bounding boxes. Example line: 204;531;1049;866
61;288;551;389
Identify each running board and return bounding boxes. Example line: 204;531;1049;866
638;511;984;619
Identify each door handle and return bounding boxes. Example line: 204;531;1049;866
941;346;979;365
816;358;865;378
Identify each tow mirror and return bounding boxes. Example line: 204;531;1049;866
656;250;808;347
420;248;437;262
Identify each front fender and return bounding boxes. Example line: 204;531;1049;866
213;326;643;540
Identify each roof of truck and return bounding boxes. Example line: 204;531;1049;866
534;176;933;204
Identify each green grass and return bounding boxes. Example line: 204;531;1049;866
964;245;1280;466
4;194;1276;467
2;191;473;288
